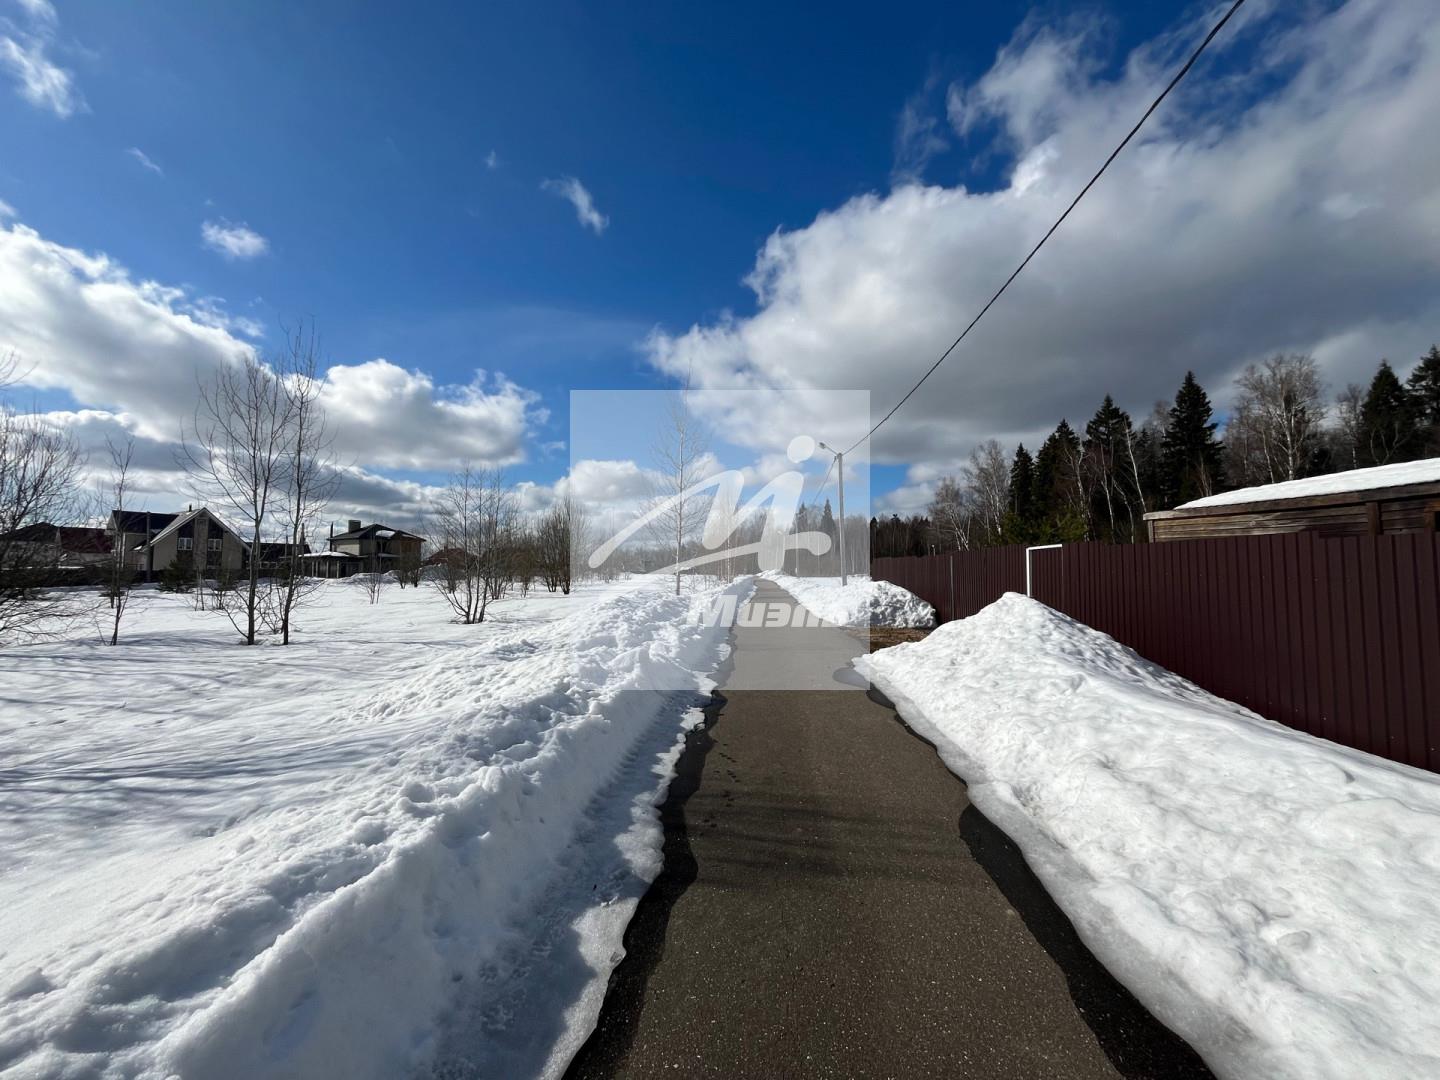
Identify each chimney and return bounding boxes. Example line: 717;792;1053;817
348;519;362;533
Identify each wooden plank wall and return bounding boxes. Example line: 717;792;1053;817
871;533;1440;772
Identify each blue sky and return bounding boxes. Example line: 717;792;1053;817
3;0;1438;523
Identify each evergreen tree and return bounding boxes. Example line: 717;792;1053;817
1032;420;1086;541
158;554;195;593
1084;395;1137;542
1161;372;1226;506
1008;445;1035;530
1357;360;1418;465
1407;346;1440;456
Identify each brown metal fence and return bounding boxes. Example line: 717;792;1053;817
872;533;1440;773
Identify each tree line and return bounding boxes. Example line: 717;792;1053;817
873;346;1440;557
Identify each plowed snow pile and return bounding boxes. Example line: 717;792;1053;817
0;576;750;1079
760;571;933;627
857;593;1440;1080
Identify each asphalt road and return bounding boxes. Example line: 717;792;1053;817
565;580;1213;1080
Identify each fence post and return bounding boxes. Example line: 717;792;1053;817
1025;544;1062;598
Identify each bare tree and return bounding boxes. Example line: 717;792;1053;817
646;391;711;594
430;466;517;624
99;438;136;646
274;327;339;644
360;572;387;605
928;475;975;551
537;495;581;594
963;440;1010;544
182;355;292;645
1228;354;1326;485
1331;383;1365;470
0;365;86;643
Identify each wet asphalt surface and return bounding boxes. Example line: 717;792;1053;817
564;581;1214;1080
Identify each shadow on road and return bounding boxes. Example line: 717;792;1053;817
869;686;1214;1080
563;682;730;1078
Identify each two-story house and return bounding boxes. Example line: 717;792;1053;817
111;507;247;581
302;520;425;577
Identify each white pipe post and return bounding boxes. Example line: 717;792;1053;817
836;449;846;586
1025;544;1063;598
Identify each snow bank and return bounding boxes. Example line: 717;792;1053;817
857;595;1440;1080
760;571;934;627
0;577;750;1079
1178;456;1440;508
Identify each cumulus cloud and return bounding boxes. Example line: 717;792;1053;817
320;360;537;471
201;220;269;260
0;219;544;519
126;147;163;176
0;0;83;118
649;0;1440;510
541;176;609;235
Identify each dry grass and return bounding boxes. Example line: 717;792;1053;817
850;626;933;652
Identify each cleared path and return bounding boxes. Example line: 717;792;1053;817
566;580;1212;1079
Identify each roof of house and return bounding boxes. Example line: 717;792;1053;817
135;507;245;551
57;526;110;555
1173;458;1440;512
0;521;57;543
0;523;110;553
330;522;424;542
111;510;180;534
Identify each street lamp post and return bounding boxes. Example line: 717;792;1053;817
818;441;847;586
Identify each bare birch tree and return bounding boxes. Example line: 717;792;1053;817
1228;354;1326;485
99;438;135;646
646;392;710;594
275;326;338;644
182;355;292;645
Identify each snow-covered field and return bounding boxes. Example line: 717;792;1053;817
759;571;934;627
0;575;751;1079
858;594;1440;1080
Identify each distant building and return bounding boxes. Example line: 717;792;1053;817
1145;458;1440;542
301;519;425;578
0;523;110;569
111;507;247;579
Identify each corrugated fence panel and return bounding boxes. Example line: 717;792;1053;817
872;533;1440;773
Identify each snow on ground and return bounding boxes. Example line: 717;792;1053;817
0;574;752;1079
759;571;934;627
1177;456;1440;508
857;594;1440;1080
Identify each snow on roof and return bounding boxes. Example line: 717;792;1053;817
1177;457;1440;510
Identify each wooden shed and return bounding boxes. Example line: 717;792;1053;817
1145;458;1440;542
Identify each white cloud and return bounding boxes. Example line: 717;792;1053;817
319;360;537;471
126;147;163;176
648;0;1440;489
892;77;949;184
0;26;83;117
485;149;499;171
541;176;609;235
0;198;14;219
0;220;545;519
14;0;56;27
201;220;269;260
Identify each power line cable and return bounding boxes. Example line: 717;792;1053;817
844;0;1248;456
